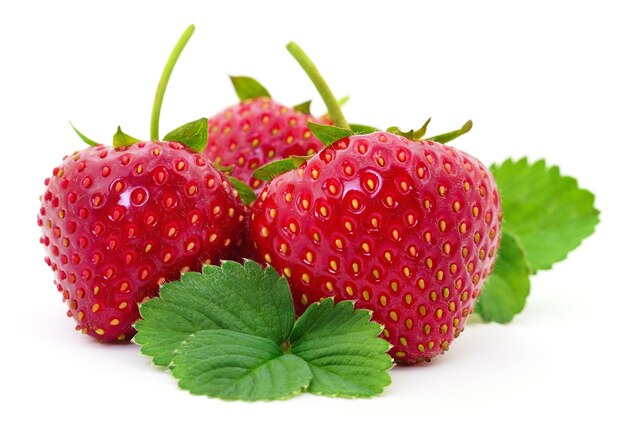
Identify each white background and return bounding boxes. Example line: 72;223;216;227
1;1;624;440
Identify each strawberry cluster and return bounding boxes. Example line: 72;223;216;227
38;27;501;365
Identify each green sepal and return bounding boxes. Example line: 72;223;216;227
307;122;354;146
253;154;314;182
112;126;141;148
426;120;473;144
350;124;379;134
230;76;271;101
213;164;234;174
69;121;99;147
229;177;257;205
293;100;312;115
388;117;431;141
163;118;208;152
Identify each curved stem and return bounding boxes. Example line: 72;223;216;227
150;24;195;141
286;42;350;130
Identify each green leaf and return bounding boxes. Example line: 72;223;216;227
163;117;208;152
426;119;472;144
134;260;294;366
307;122;354;146
69;121;99;146
491;158;600;272
229;176;257;205
290;299;393;398
350;124;379;134
172;330;312;401
112;126;141;148
230;76;271;101
474;232;531;323
252;154;313;182
293;100;312;115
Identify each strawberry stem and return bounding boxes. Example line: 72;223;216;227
286;42;350;130
150;24;195;141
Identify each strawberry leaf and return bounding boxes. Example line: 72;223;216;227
491;158;600;272
388;118;431;140
307;122;354;146
290;299;393;398
229;176;257;205
475;232;531;323
163;118;208;152
230;76;271;101
134;260;294;367
293;100;312;115
172;330;312;401
426;120;472;144
69;121;99;146
112;126;140;148
253;154;314;182
134;261;392;401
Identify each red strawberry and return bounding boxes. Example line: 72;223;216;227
203;77;326;193
37;25;248;341
248;42;501;364
38;141;246;341
249;132;501;364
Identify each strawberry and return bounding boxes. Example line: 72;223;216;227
38;141;246;341
247;43;501;364
37;25;247;341
250;132;501;364
203;77;327;193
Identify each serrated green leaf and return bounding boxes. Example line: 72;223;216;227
230;76;271;101
112;126;141;148
253;154;313;182
134;260;294;366
172;330;312;401
290;299;393;398
350;124;379;134
475;232;531;323
491;158;600;272
229;176;257;205
307;122;354;146
69;121;99;146
163;117;208;152
293;100;312;115
426;120;472;144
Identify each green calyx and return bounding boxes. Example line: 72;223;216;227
388;118;472;144
163;118;208;152
286;42;350;130
112;126;140;148
253;154;314;182
228;177;256;205
69;121;99;146
293;100;312;115
230;76;271;101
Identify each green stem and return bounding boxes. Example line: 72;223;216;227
150;24;195;141
286;42;350;130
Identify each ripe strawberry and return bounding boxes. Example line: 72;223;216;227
38;141;246;341
37;25;247;341
203;77;326;193
249;132;501;364
248;42;501;364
